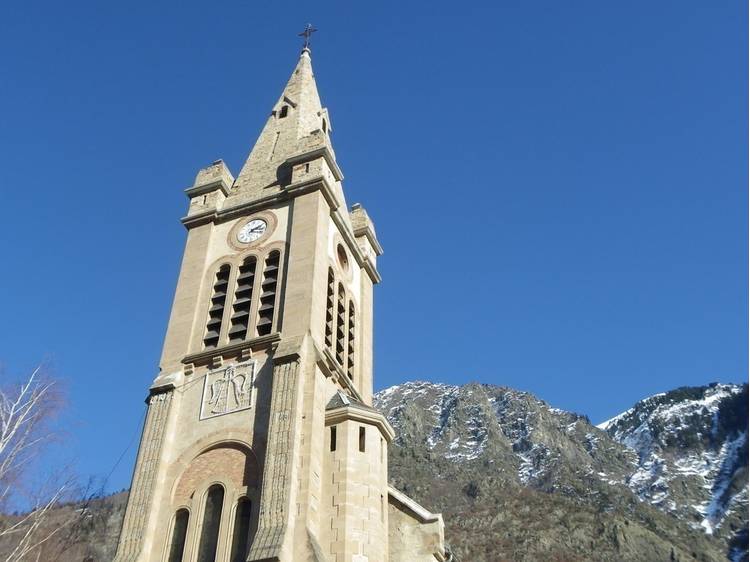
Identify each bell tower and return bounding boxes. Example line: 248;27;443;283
115;38;446;562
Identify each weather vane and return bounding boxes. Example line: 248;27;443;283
299;23;317;50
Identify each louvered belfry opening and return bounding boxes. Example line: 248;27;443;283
325;268;335;349
257;251;280;336
347;302;355;380
204;265;231;349
335;284;346;365
228;257;257;342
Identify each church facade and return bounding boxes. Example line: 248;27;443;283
114;43;446;562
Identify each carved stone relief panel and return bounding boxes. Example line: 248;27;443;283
200;361;255;420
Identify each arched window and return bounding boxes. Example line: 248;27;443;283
335;284;346;365
257;251;280;336
279;105;289;118
322;118;328;133
229;498;253;562
228;257;257;342
167;509;189;562
325;268;335;349
204;265;231;349
347;301;355;380
196;485;225;562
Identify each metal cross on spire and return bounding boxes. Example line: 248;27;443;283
298;23;317;50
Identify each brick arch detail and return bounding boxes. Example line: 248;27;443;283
167;430;261;505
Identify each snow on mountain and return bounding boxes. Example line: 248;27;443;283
599;382;748;541
375;379;748;560
375;381;636;493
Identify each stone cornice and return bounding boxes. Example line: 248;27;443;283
148;370;182;396
318;346;365;403
325;404;396;442
353;223;384;256
181;332;281;366
180;174;382;284
184;178;231;198
203;190;289;224
388;486;442;523
284;146;343;182
180;209;215;228
329;204;382;284
361;256;381;285
272;334;305;365
285;175;339;212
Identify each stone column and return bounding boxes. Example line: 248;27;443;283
113;390;173;562
246;339;306;562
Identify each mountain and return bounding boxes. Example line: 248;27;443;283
374;380;748;562
3;381;745;562
598;383;748;560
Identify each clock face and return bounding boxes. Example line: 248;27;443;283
237;219;267;243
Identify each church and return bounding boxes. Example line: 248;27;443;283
114;32;447;562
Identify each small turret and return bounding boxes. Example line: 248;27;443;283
184;159;234;218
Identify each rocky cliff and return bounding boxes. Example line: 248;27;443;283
375;381;747;561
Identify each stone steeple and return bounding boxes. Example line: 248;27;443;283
232;48;342;208
113;41;446;562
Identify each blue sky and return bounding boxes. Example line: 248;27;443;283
0;1;746;493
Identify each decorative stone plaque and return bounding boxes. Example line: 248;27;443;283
200;361;255;420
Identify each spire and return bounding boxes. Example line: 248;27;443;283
233;41;338;199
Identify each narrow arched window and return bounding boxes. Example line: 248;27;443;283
228;257;257;342
347;301;355;381
257;251;280;336
229;498;252;562
279;105;289;118
322;118;327;133
325;268;335;349
167;509;189;562
196;485;224;562
204;265;231;349
335;284;346;365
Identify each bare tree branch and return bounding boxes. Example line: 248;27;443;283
0;365;84;562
